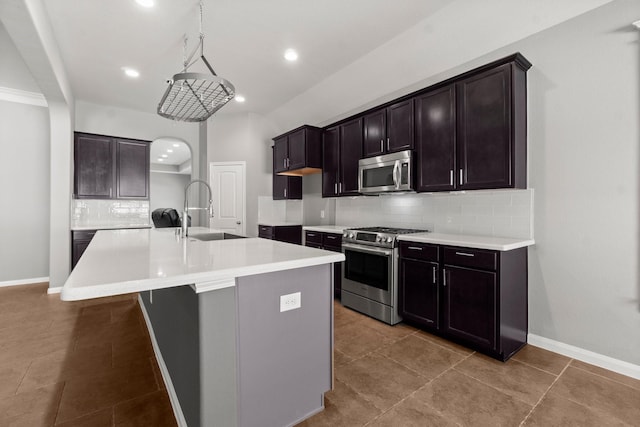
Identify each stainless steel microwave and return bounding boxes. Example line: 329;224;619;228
358;150;413;194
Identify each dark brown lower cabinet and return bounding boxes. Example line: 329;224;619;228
442;265;496;352
398;241;527;361
71;230;97;269
398;258;439;328
304;230;342;298
258;225;302;245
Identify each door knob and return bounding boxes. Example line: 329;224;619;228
236;221;241;224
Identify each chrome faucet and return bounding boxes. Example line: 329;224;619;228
182;179;214;237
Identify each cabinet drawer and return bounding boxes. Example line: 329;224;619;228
258;225;273;239
322;233;342;249
443;247;497;271
399;241;439;262
304;231;322;245
72;230;97;241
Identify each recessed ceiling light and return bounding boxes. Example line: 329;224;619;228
158;158;164;162
161;154;168;158
167;149;173;153
135;0;154;8
173;143;180;147
122;67;140;78
235;95;245;103
284;49;298;62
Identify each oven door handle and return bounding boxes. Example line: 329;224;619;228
342;243;393;257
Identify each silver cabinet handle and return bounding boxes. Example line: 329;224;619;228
450;170;453;186
407;246;423;251
284;188;287;198
380;139;384;153
459;169;463;185
339;182;342;193
432;266;437;284
455;252;475;257
443;268;447;287
334;182;338;194
387;137;390;151
326;235;337;239
283;158;286;169
307;233;316;237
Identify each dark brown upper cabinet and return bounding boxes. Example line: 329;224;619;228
322;117;363;197
273;125;323;176
363;99;414;158
415;85;457;192
115;139;150;199
74;132;150;200
74;133;115;198
272;147;301;200
416;54;530;192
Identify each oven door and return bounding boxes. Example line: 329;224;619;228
342;243;393;305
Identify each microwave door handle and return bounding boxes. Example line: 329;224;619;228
393;160;400;190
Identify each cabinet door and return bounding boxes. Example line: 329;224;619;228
74;134;114;198
363;109;386;157
442;265;497;351
339;117;363;195
273;136;289;173
456;64;512;190
287;129;306;170
399;258;439;328
115;139;149;199
322;127;340;197
386;99;414;153
415;86;456;192
272;148;301;200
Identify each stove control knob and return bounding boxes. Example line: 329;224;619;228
386;237;393;243
375;236;381;242
349;233;355;239
343;232;348;238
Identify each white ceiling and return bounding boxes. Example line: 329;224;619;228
39;0;612;118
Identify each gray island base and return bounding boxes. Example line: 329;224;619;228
140;264;333;427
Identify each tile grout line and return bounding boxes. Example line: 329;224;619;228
363;349;475;427
518;358;573;426
569;362;640;392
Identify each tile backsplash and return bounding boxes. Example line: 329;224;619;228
335;189;533;239
71;199;150;228
257;196;304;224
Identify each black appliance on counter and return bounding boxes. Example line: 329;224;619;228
341;226;428;325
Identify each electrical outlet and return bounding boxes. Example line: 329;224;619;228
280;292;301;312
320;210;325;219
150;289;153;304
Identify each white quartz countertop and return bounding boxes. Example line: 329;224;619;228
302;225;351;234
397;232;535;251
258;222;302;227
71;224;152;231
61;227;344;301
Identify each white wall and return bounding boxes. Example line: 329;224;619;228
150;172;191;214
207;112;278;237
0;100;50;282
260;1;640;367
0;22;40;92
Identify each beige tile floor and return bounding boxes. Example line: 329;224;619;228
1;283;638;426
0;283;176;426
299;300;640;427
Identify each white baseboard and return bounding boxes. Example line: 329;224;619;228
47;287;62;295
138;295;188;427
528;334;640;380
0;277;49;288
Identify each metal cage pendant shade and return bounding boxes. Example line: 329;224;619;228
157;2;235;122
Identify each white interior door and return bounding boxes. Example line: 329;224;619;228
209;162;246;235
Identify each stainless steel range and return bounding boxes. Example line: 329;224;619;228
341;226;429;325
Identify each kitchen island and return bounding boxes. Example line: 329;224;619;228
62;227;344;427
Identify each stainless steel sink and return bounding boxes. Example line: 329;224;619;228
190;232;245;241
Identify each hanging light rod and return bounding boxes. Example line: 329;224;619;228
157;1;235;122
